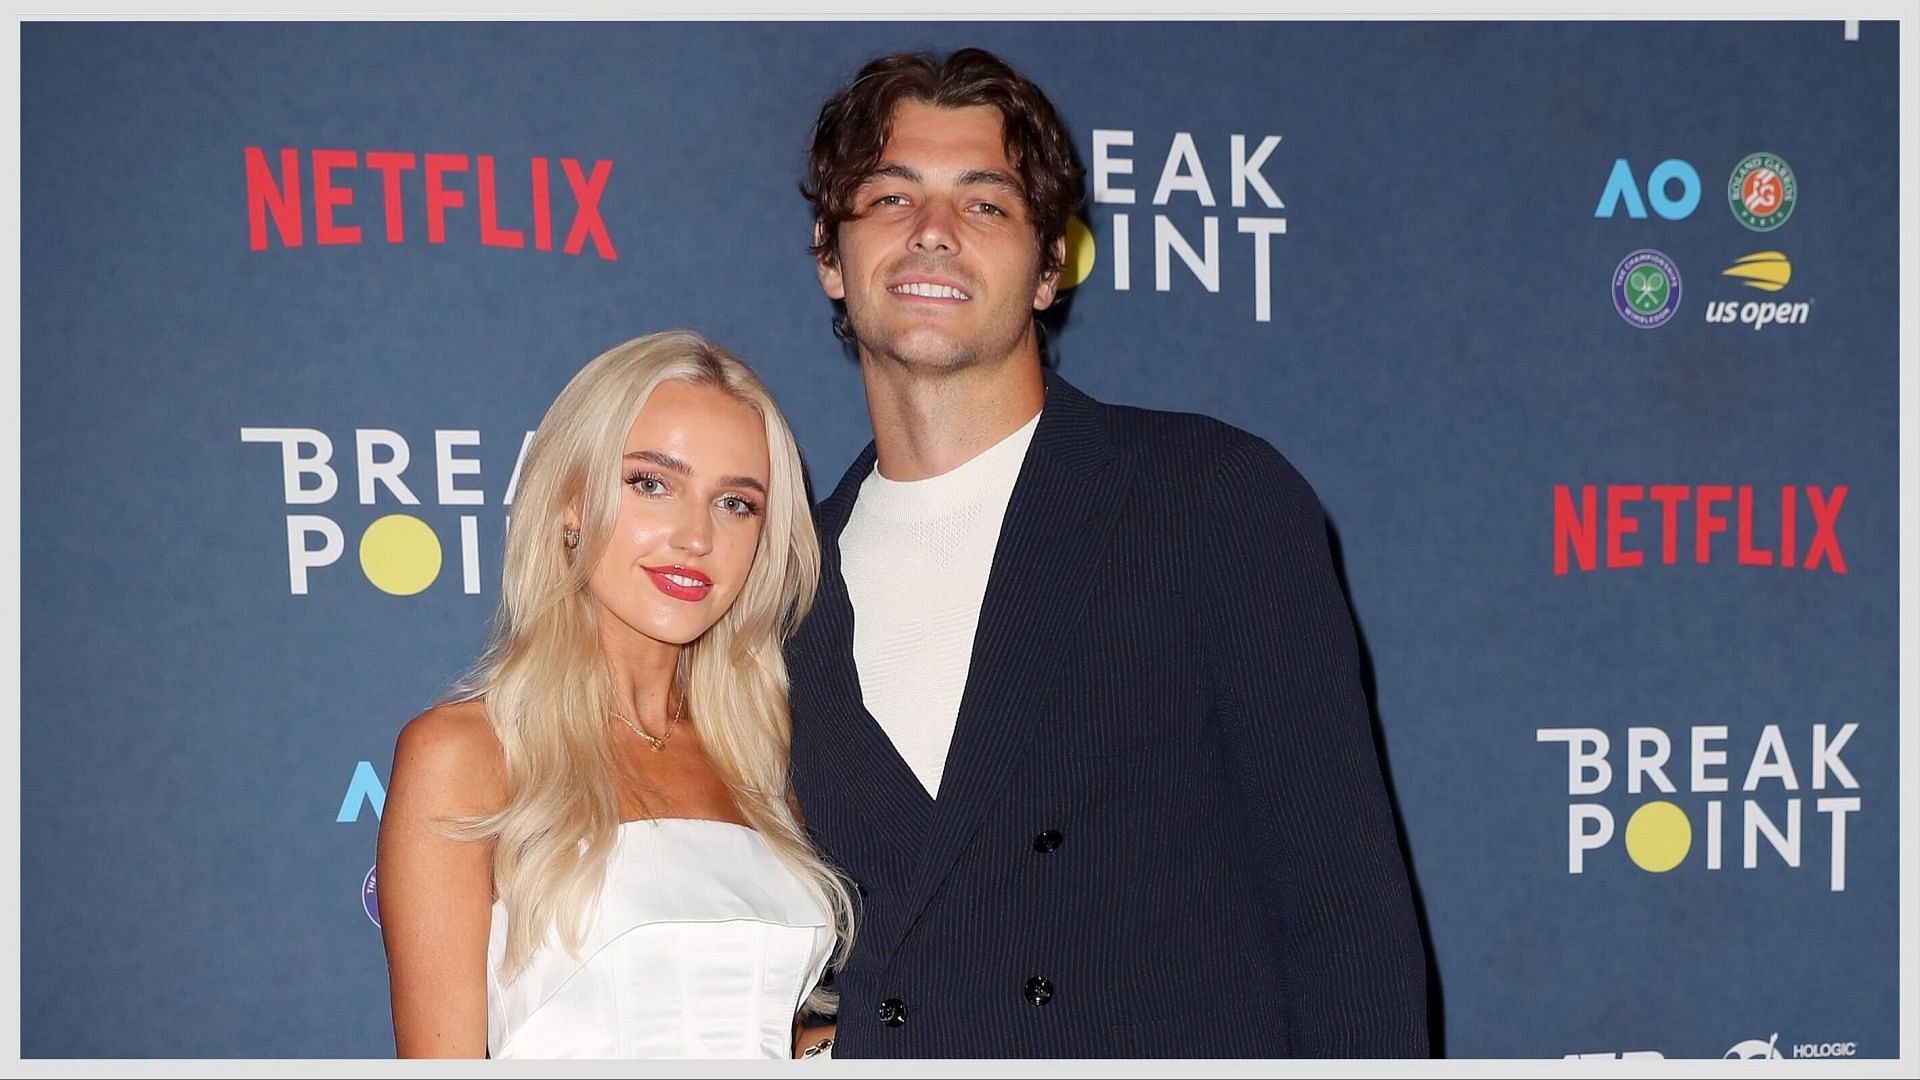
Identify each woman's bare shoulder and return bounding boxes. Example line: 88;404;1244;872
391;699;505;814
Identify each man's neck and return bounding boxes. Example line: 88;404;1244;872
860;347;1046;482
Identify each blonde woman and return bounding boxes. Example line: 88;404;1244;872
377;332;852;1059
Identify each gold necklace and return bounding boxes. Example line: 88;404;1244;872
612;691;685;753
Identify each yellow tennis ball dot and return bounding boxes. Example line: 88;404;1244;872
1624;801;1692;873
1058;217;1097;291
359;514;442;596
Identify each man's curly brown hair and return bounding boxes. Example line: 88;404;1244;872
801;47;1085;286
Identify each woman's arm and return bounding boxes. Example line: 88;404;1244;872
376;701;504;1058
794;1022;837;1059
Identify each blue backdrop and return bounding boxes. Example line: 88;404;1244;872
19;20;1901;1059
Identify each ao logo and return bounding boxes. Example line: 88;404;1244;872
1594;158;1700;220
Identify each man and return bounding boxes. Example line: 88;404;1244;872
787;47;1428;1058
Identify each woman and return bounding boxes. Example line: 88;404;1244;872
377;331;851;1058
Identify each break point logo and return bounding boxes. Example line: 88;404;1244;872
1535;722;1863;891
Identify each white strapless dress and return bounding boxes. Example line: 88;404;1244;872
485;818;831;1059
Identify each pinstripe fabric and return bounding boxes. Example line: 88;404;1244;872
790;371;1429;1058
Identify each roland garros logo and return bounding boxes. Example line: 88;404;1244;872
1728;153;1797;232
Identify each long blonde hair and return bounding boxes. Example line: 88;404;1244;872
451;331;853;995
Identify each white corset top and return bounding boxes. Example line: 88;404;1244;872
485;818;832;1059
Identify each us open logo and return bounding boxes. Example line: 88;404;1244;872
1705;252;1811;330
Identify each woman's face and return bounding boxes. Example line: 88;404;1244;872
583;380;771;650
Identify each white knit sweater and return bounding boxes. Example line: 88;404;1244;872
838;412;1041;797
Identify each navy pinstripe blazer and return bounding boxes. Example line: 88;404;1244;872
789;370;1429;1058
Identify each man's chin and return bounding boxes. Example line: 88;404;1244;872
858;330;979;373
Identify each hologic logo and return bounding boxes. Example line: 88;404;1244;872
1611;249;1683;328
363;864;381;927
1726;1032;1861;1059
1728;153;1797;232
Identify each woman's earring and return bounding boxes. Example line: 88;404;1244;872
563;527;581;549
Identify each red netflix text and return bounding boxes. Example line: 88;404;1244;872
245;147;617;260
1553;484;1847;575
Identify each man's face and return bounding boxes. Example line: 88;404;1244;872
817;100;1061;373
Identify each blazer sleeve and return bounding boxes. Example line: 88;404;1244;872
1198;429;1430;1057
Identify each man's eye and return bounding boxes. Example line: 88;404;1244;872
974;202;1006;216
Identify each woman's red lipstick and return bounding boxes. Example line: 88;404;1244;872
643;565;712;602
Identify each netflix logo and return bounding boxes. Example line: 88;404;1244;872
244;147;616;260
1553;484;1847;575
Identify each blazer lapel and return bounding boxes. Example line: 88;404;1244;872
803;443;937;858
879;371;1128;956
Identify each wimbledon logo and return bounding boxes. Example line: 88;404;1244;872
362;864;381;927
1729;153;1797;232
1612;249;1683;328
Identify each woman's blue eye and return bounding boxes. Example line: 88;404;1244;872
626;472;668;496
